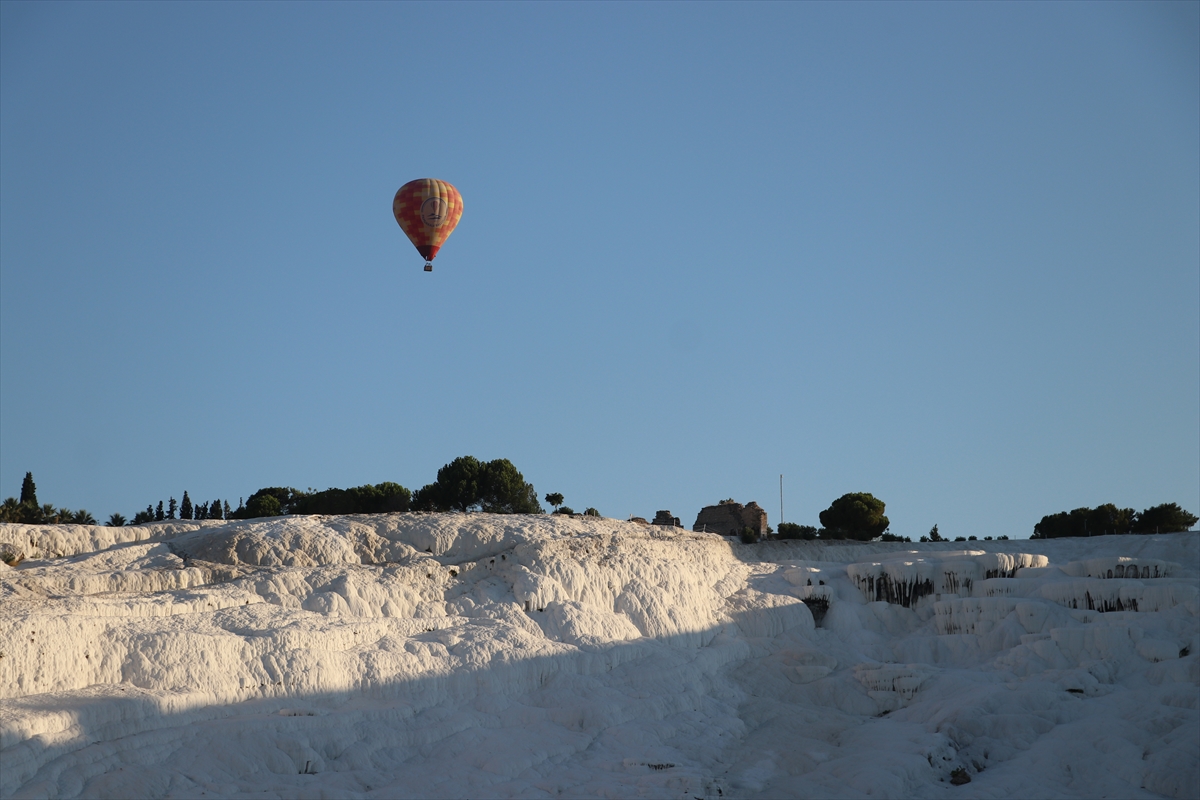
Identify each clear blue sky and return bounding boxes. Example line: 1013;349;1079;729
2;1;1197;538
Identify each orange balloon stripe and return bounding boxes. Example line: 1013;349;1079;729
393;178;464;262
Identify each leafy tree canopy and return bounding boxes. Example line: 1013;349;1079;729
1132;503;1198;534
818;492;890;541
291;483;411;516
245;493;282;518
1033;502;1196;538
480;458;541;514
412;456;541;514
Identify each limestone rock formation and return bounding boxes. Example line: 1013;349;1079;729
692;500;767;537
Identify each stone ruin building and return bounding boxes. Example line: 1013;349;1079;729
692;500;768;537
652;510;681;527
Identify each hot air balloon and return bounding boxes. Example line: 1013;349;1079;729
393;178;463;272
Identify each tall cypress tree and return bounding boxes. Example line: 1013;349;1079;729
20;472;37;505
223;500;232;518
180;492;193;520
167;498;177;519
211;499;223;520
155;501;165;521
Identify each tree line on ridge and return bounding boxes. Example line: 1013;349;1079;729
1;466;1196;540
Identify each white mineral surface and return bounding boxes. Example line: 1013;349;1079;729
1;516;1197;798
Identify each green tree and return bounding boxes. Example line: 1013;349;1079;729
412;457;541;514
71;509;96;525
1133;503;1198;534
155;501;164;521
410;484;439;511
778;522;818;540
20;472;37;505
180;492;193;520
928;524;943;542
290;483;411;516
245;493;282;518
440;456;485;511
232;488;304;518
480;459;541;514
818;493;890;541
167;498;177;519
583;507;600;517
0;497;24;523
545;493;564;512
1034;504;1140;538
107;512;127;527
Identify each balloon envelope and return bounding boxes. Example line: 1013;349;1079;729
393;179;464;263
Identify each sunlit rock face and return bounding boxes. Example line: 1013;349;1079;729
1;517;1197;799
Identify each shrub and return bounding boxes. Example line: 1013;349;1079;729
778;522;818;540
583;508;600;517
739;526;760;544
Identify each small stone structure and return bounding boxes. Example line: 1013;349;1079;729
652;510;681;527
693;500;768;537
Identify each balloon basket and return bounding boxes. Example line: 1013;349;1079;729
424;262;432;272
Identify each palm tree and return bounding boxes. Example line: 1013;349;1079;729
0;497;23;523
